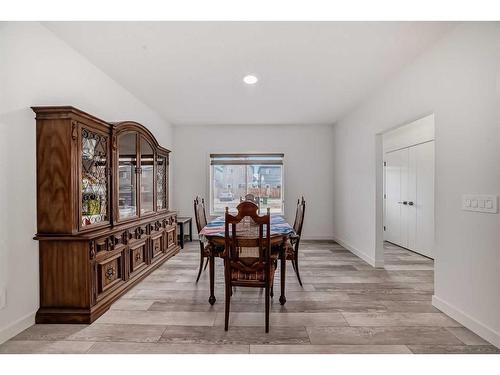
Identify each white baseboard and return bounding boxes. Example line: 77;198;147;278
0;310;36;344
432;295;500;349
301;236;335;241
332;235;383;268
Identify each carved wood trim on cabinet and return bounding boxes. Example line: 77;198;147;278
33;106;179;324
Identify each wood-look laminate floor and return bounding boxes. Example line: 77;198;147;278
1;241;498;354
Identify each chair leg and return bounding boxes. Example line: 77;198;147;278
196;243;205;283
279;246;287;305
224;278;231;331
265;283;270;333
209;254;216;305
270;266;275;298
203;257;209;270
294;244;303;287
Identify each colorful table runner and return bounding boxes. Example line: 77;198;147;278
199;214;295;239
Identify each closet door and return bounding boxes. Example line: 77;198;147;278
385;142;434;258
400;148;410;248
407;147;418;251
385;148;409;248
414;141;435;258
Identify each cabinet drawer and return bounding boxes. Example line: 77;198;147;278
129;239;147;276
150;232;165;261
97;252;124;295
166;228;176;248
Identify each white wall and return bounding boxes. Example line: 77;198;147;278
0;22;173;343
172;124;335;239
332;23;500;346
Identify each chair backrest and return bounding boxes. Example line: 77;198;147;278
224;201;271;266
240;193;260;208
293;196;306;236
244;193;257;202
194;196;208;233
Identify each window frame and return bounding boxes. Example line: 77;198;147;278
209;153;285;216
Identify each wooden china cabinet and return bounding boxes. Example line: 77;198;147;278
33;106;179;324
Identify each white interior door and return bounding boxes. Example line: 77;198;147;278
400;149;410;248
384;148;409;248
414;141;435;258
407;147;417;251
384;141;434;259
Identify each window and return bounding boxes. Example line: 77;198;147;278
210;153;284;215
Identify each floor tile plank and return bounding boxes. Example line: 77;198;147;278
67;323;167;343
160;325;310;345
307;326;464;345
87;342;250;354
342;312;461;327
250;344;412;354
0;340;94;354
446;327;492;345
214;312;348;327
96;310;217;326
408;345;500;354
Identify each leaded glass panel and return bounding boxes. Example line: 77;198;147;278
140;137;154;214
81;127;108;227
156;155;167;210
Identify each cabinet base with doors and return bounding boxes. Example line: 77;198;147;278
33;106;179;324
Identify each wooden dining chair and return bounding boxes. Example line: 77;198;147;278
286;196;306;286
223;202;277;332
193;196;212;282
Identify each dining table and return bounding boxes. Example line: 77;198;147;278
199;214;296;306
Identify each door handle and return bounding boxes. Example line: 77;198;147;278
402;201;408;205
408;201;414;206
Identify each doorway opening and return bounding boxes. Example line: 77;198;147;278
375;114;435;268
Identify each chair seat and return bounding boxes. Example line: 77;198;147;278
231;261;276;282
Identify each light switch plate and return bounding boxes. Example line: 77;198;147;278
0;288;6;310
462;194;498;213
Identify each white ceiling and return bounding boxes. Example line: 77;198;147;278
44;22;454;126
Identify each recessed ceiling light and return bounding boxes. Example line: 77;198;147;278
243;74;258;85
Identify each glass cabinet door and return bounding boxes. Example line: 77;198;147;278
156;155;167;210
118;133;137;220
140;136;154;215
81;128;109;227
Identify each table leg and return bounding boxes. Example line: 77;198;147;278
279;242;286;305
208;252;216;305
179;223;184;249
189;219;193;242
